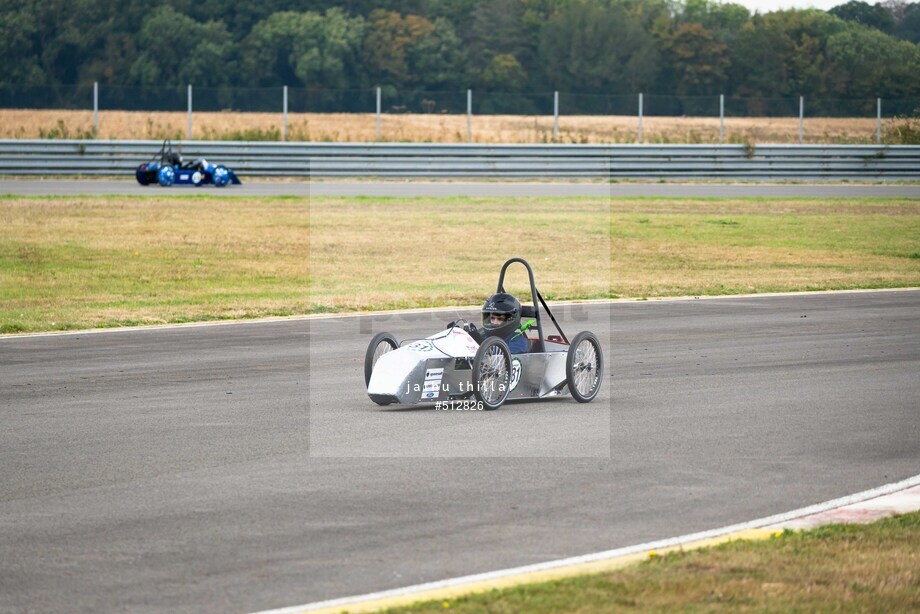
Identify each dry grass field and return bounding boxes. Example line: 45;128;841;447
0;109;890;144
309;197;920;313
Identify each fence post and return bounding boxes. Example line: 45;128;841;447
877;97;882;144
798;95;804;145
93;81;99;139
187;84;193;140
467;89;472;143
283;85;288;142
553;91;559;143
376;87;382;140
638;93;644;144
719;94;724;144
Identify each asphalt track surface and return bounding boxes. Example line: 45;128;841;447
1;291;918;612
3;178;920;198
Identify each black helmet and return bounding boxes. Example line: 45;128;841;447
481;293;521;338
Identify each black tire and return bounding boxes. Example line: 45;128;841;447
364;332;398;389
472;336;512;410
566;331;604;403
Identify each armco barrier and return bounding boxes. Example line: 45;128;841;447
0;140;918;179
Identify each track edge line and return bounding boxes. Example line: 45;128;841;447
253;473;920;614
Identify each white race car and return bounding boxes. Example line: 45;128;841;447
364;258;604;410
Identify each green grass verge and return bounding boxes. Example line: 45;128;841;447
1;195;311;332
387;512;920;613
1;195;919;332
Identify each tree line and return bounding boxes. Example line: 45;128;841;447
2;0;919;115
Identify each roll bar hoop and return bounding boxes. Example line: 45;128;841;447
496;258;568;350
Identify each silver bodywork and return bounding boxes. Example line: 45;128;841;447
506;343;569;400
367;328;571;405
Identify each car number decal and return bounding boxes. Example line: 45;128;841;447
407;340;434;352
509;358;522;391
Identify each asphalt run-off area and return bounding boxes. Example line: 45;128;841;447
1;290;917;612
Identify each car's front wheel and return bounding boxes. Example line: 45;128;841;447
364;332;399;390
472;336;511;410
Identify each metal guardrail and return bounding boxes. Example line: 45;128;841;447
0;140;918;179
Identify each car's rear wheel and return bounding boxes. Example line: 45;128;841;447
472;336;511;410
136;164;150;185
157;165;175;187
364;332;399;391
566;331;603;403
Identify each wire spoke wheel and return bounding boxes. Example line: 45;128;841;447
566;331;603;403
479;344;509;404
364;332;399;390
572;340;598;396
473;337;511;410
373;341;393;366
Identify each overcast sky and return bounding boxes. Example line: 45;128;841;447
725;0;848;12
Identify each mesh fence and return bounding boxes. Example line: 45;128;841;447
0;84;916;119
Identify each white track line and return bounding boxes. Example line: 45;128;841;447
3;288;918;340
253;473;920;614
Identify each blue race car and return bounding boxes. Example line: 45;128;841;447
135;140;240;187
